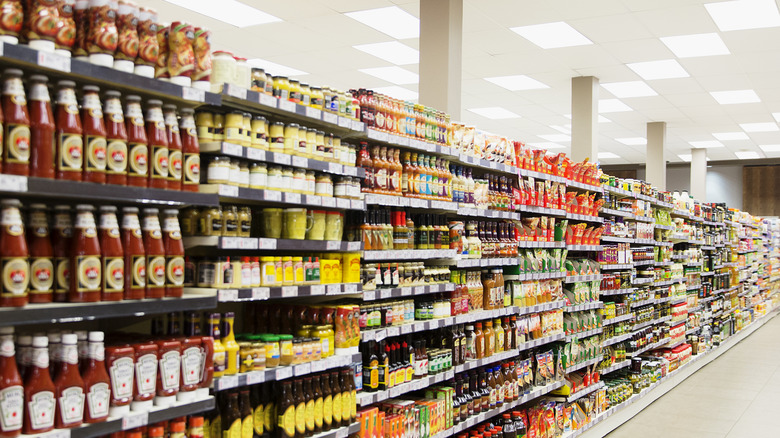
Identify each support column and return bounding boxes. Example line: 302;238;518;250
690;148;707;201
419;0;462;119
571;76;599;162
646;122;667;190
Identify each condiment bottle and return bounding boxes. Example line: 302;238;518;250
29;75;55;179
293;378;306;438
198;332;215;397
179;107;200;192
221;312;240;375
330;371;342;429
124;95;149;187
178;313;202;401
23;336;55;434
240;389;253;438
0;199;28;307
81;85;107;183
55;80;84;181
154;337;181;407
70;205;101;303
277;380;295;438
131;342;157;412
162;209;184;297
121;207;146;299
27;207;53;302
54;333;85;429
103;90;128;185
0;327;23;437
104;344;134;417
145;99;169;188
163;104;182;190
52;205;72;302
207;313;226;378
82;332;110;423
312;373;323;434
98;206;124;301
142;208;165;298
2;69;30;176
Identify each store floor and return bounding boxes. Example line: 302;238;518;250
607;314;780;438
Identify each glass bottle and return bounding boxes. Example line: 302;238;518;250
54;334;84;429
121;207;146;299
145;99;168;188
103;90;128;185
2;68;30;176
162;209;184;297
142;208;165;298
29;75;55;179
124;95;148;187
180;107;200;192
70;205;101;303
98;206;124;301
55;80;84;181
0;199;28;307
81;85;107;184
163;104;182;190
0;327;23;437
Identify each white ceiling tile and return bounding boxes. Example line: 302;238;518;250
569;13;653;43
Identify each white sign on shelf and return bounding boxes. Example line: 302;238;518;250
281;286;297;297
258;93;277;108
257;238;277;250
310;285;325;295
247;371;265;385
336;198;350;209
122;411;149;430
222;142;243;157
218;185;239;197
363;290;376;301
264;190;282;202
380;289;392;299
276;367;293;380
279;99;297;113
38;51;71;72
321;197;336;208
292;156;308;168
217;375;239;390
343;283;358;293
182;87;206;102
401;287;412;296
305;107;322;119
272;153;292;166
328;162;343;174
305;195;322;206
226;85;248;100
285;192;302;204
0;174;26;192
338;117;351;128
327;284;341;294
246;148;266;161
218;289;239;302
323;112;338;124
251;288;270;301
294;363;312;376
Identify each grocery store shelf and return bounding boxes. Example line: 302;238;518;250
363;283;454;301
630;298;656;308
183;236;362;252
600;359;631;374
601;208;634;219
364;249;458;261
186;284;361;302
633;216;655;223
505;271;567;282
565;355;604;374
517;301;566;316
655;224;674;231
568;244;604;251
566;213;605;223
517;204;567;217
565;327;603;342
567;381;606;403
665;338;687;350
360;306;517;341
565;274;603;283
568;180;603;192
456;206;521;221
604;314;634;326
213;354;361;391
603;185;634;198
627;339;669;357
603;333;633;347
600;263;633;271
363;193;457;211
601;288;636;296
201;184;365;210
655;261;673;267
456;257;520;268
565;302;604;312
633;260;655;267
633;277;654;285
601;235;634;243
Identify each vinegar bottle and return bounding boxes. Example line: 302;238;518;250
29;75;55;179
69;205;101;303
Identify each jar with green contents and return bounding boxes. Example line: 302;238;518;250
279;334;294;366
259;334;280;368
312;325;334;358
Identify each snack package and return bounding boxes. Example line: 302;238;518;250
0;0;23;42
135;6;158;69
55;0;76;52
154;22;169;78
26;0;60;47
192;27;212;83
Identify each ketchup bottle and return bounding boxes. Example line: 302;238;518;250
155;338;181;407
178;313;202;402
163;104;182;190
82;331;110;423
54;333;85;429
98;206;124;301
55;80;84;181
103;90;128;185
27;204;54;303
125;95;149;187
179;107;200;192
145;99;168;189
70;205;101;303
142;208;165;298
0;199;29;307
162;209;184;298
121;206;146;299
23;336;56;435
51;205;73;303
29;75;55;179
81;85;107;184
0;327;23;437
1;69;30;176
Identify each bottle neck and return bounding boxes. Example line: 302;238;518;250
88;341;105;365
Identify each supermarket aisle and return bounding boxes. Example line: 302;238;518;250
608;314;780;438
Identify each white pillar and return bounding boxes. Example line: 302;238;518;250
646;122;667;190
571;76;599;162
419;0;463;119
690;148;707;201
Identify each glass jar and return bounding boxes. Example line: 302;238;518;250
300;83;311;107
309;338;321;362
301;338;313;363
249;163;268;189
228;159;241;186
283;123;300;155
292;169;307;193
195;111;214;143
233;57;251;89
280;168;293;191
288;80;301;103
237;207;252;237
332;136;342;163
207;156;230;184
272;76;289;100
238;162;250;188
314;131;325;159
306;128;317;157
310;87;324;110
267;166;283;191
198;207;222;236
305;171;316;195
315;175;333;197
213;113;225;141
225;111;244;145
269;121;284;152
211;51;236;87
259;334;280;368
243;113;252;147
297;325;314;338
251;116;268;149
292;339;304;364
334;177;348;198
260;256;278;286
251;68;267;93
279;334;294;366
312;325;334;358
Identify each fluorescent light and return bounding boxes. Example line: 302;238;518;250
510;21;593;49
710;89;760;105
740;122;779;132
563;114;611;122
679;154;692;162
601;81;657;98
660;33;730;58
689;140;724;148
359;66;418;85
162;0;280;27
759;144;780;152
713;132;749;141
467;107;521;119
538;134;571;142
345;6;419;39
615;137;647;146
530;142;566;150
598;152;621;159
484;75;549;91
598;99;633;113
626;59;689;80
735;151;761;159
371;86;418;101
353;41;419;65
549;125;571;134
772;112;780;122
705;0;780;31
246;59;307;77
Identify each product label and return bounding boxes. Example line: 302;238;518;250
132;255;146;289
1;257;28;297
109;356;134;400
0;386;23;432
322;396;332;426
102;257;124;293
4;123;30;164
331;392;341;422
54;257;69;295
183;153;200;185
341;391;350;422
136;353;158;395
166;256;185;286
278;406;295;438
263;402;275;432
76;255;101;292
85;135;107;171
58;133;84;171
128;143;148;176
28;391;55;430
151;144;169;179
181;346;201;386
213;350;226;373
294;403;305;434
253;404;264;435
30;257;54;293
106;140;128;173
86;383;109;418
305;399;314;431
59;386;85;425
160;350;181;391
168;149;182;181
147;255;166;287
241;417;252;438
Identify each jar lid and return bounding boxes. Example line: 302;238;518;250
212;50;234;56
278;334;293;340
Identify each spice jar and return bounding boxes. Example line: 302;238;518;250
207;156;230;184
249;163;267;189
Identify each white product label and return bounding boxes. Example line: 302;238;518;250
135;353;158;395
59;386;85;425
86;382;110;418
28;391;55;430
181;346;202;386
160;350;181;391
0;386;23;432
109;357;135;400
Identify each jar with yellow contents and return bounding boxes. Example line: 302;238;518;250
279;334;294;366
310;87;324;110
312;325;335;358
259;334;280;369
213;113;225;141
260;256;279;286
272;76;290;100
288;80;302;103
242;113;252;147
249;163;267;189
225;111;245;145
283;123;300;155
251;116;268;149
269;122;285;153
300;83;312;107
195;111;214;143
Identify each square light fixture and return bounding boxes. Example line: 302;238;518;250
615;137;647;145
510;21;593;49
759;144;780;152
163;0;281;27
601;81;657;98
246;59;307;77
359;66;419;85
467;107;521;119
678;154;692;162
705;0;780;32
735;151;761;159
549;125;572;134
538;134;571;142
740;122;779;132
710;89;760;105
772;112;780;122
353;41;419;65
598;99;633;113
660;33;730;58
689;140;724;148
598;152;621;159
345;6;419;39
484;75;550;91
626;59;689;80
370;86;418;101
713;132;749;141
531;142;567;150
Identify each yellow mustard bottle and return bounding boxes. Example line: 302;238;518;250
221;312;241;375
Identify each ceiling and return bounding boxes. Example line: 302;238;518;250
137;0;780;165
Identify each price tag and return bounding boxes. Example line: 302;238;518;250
489;161;497;169
387;327;400;337
401;324;412;334
281;286;297;297
218;185;239;197
38;51;71;72
221;237;238;249
374;330;387;342
343;283;358;293
258;93;277;107
305;107;322;119
218;289;239;302
310;285;325;295
294;363;312;376
326;241;341;250
49;430;70;438
271;153;292;166
246;148;266;161
226;85;248;100
401;287;412;296
247;371;265;385
380;289;392;299
182;87;206;102
292;156;308;168
222;142;243;157
389;386;402;398
251;288;269;300
336;428;349;438
311;360;327;372
258;238;277;250
238;238;258;250
328;162;343;174
363;290;376;301
305;195;322;206
279;99;297;112
414;286;425;295
0;175;26;192
217;375;239;390
122;411;149;430
338;117;352;128
327;284;341;294
336;198;350;209
285;192;302;204
264;190;282;202
321;197;336;208
323;112;338;124
276;367;293;380
344;166;358;176
347;241;362;251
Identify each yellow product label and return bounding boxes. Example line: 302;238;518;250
151;144;169;179
222;419;240;438
405;366;413;383
241;416;253;438
5;123;30;163
103;256;124;293
305;399;314;431
184;153;201;185
212;350;226;373
1;257;28;297
332;392;341;423
294;402;305;434
54;257;69;294
277;405;295;438
313;397;323;428
204;418;210;438
76;255;101;292
85;135;107;171
106;140;127;173
341;391;351;422
29;257;53;293
280;341;292;358
253;405;264;435
388;369;396;388
147;255;166;286
168;149;182;181
225;127;243;142
370;367;378;389
322;396;332;426
211;415;221;438
351;390;356;420
131;255;146;289
128;143;148;176
58;133;83;171
264;402;275;432
166;255;185;286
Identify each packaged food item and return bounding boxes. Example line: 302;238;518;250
113;0;139;72
54;0;76;56
191;27;211;90
167;21;195;86
133;6;157;77
25;0;60;52
0;0;24;44
154;22;169;79
86;0;119;67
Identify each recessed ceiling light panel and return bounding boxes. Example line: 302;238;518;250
740;122;779;132
689;140;724;148
371;86;418;101
601;81;657;98
705;0;780;32
615;137;647;145
467;107;521;119
735;151;761;159
353;41;419;65
538;134;571;142
345;6;419;39
510;21;593;49
626;59;690;80
710;89;760;105
598;99;633;113
163;0;281;27
760;144;780;152
484;75;550;91
713;132;749;141
247;59;308;77
660;33;730;58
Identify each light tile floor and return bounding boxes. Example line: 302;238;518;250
608;314;780;438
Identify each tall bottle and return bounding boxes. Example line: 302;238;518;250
70;205;101;303
121;207;146;299
51;206;72;302
221;312;240;376
2;69;30;176
312;374;323;435
356;142;373;193
23;336;56;435
239;389;253;438
207;313;226;379
55;80;84;181
29;75;55;178
222;391;240;438
54;334;85;429
277;381;295;438
27;204;54;303
163;104;182;190
320;373;332;432
82;332;110;423
142;208;165;298
0;199;28;307
0;327;23;437
179;107;200;192
124;95;148;187
98;206;124;301
303;377;314;437
162;209;184;297
81;86;107;183
145;99;169;188
329;372;341;429
103;90;128;185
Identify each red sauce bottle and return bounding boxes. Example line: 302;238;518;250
70;204;101;303
103;90;128;185
179;107;200;192
163;104;182;191
131;342;157;412
2;69;30;176
142;208;165;298
82;331;110;423
121;206;146;300
124;95;148;187
199;334;214;397
28;75;55;179
98;206;124;301
23;336;56;435
54;333;85;429
27;204;54;303
178;314;202;401
51;205;72;302
105;344;134;417
0;199;28;307
55;80;84;181
155;339;181;406
145;99;168;189
162;209;184;298
0;327;23;437
81;85;107;184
